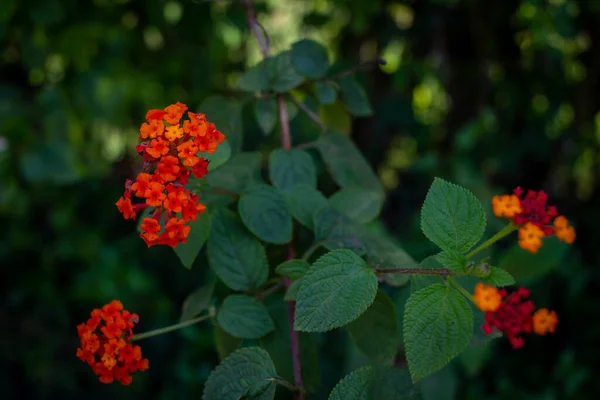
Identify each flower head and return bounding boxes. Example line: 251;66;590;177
492;187;575;253
473;283;502;312
115;102;224;247
474;283;558;349
76;301;148;385
532;308;559;335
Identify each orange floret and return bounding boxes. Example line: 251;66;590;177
115;197;136;220
554;215;576;244
492;194;522;218
532;308;559;335
156;155;180;182
130;173;153;198
518;222;545;253
177;141;200;167
473;283;503;312
139;119;165;139
163;103;186;125
164;125;184;142
145;182;166;207
146;138;170;159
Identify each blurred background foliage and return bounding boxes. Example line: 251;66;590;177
1;0;599;398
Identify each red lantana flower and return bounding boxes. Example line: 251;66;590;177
492;187;575;253
473;283;558;349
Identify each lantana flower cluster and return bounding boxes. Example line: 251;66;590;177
76;300;149;385
115;102;225;247
492;187;575;253
473;283;558;349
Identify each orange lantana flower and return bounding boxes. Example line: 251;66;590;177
115;102;225;247
473;283;502;312
76;300;148;385
532;308;559;335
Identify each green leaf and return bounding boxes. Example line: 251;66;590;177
295;249;378;332
213;323;242;361
269;149;317;191
238;184;293;245
420;365;458;400
237;60;270;92
338;76;372;117
403;284;473;382
346;290;399;363
498;236;568;281
314;81;337;104
435;250;467;273
290;39;329;79
329;188;383;223
312;206;416;286
328;365;420;400
420;178;486;253
275;259;310;279
173;211;212;269
284;279;302;301
205;152;262;193
458;341;492;377
254;97;277;135
200;96;243;153
180;279;215;322
313;206;367;254
21;141;80;184
316;132;383;195
217;295;275;339
282;184;328;230
207;208;269;291
203;139;231;171
203;347;277;400
362;230;416;287
482;267;515;287
269;51;305;93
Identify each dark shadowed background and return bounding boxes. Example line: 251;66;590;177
2;0;599;398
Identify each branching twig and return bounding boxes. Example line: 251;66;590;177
242;0;269;57
374;267;452;277
328;57;387;81
243;2;303;397
289;95;327;132
255;279;286;301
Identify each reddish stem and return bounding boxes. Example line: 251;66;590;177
277;94;292;150
243;1;302;395
284;244;304;399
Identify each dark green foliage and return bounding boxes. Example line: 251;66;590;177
3;0;599;398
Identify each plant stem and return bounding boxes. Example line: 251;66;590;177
466;223;519;259
327;57;386;80
285;278;303;398
302;241;323;261
131;314;211;342
255;278;286;300
242;0;269;57
278;94;292;150
448;277;475;303
284;244;304;399
373;267;452;277
244;1;302;395
289;95;327;132
267;377;299;392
